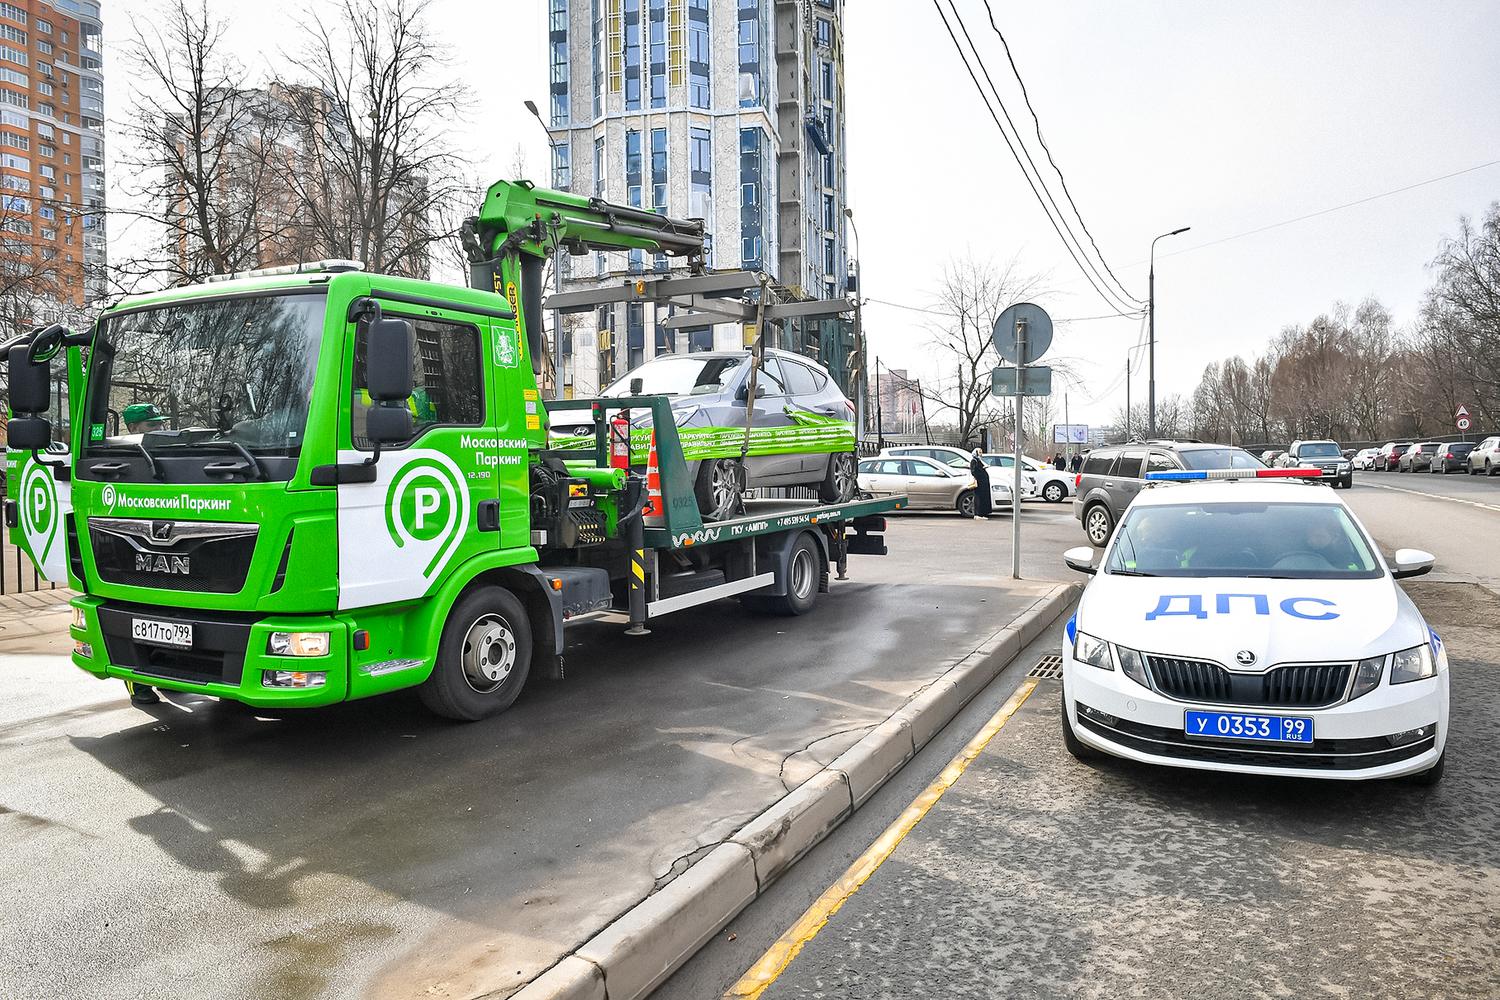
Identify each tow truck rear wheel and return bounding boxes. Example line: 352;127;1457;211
819;452;859;504
744;533;821;616
420;586;533;721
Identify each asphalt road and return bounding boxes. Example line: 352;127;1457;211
660;481;1500;1000
0;502;1082;1000
1344;468;1500;587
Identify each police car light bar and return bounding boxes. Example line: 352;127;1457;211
1145;468;1325;481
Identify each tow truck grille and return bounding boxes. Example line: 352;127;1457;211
1146;656;1352;708
89;519;257;594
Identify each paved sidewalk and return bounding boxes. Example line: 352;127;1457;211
0;586;74;654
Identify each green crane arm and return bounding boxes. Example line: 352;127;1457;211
468;179;705;263
462;180;706;379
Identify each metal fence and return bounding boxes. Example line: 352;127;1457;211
0;498;62;596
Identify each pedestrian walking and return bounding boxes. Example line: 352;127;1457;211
1052;451;1065;469
970;448;993;519
1069;452;1083;474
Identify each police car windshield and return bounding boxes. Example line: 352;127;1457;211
1177;448;1264;471
1106;502;1382;579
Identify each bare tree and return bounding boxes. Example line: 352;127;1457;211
917;256;1050;448
114;1;292;285
280;0;471;278
1425;204;1500;427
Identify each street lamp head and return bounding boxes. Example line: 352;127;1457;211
844;207;854;219
523;99;542;119
1170;226;1191;236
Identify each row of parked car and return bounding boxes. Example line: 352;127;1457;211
1345;437;1500;475
856;445;1079;516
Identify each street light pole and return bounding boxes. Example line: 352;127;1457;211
874;357;885;452
525;99;567;400
844;207;866;446
1148;225;1191;438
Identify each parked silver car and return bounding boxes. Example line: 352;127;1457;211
1469;436;1500;476
858;455;1012;515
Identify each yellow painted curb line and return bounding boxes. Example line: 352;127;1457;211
725;677;1041;999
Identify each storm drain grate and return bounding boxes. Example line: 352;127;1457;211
1029;654;1064;679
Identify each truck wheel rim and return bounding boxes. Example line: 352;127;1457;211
461;614;516;694
711;460;740;516
833;454;857;499
790;548;815;600
1087;508;1109;543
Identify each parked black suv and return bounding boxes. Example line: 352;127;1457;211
1073;441;1266;546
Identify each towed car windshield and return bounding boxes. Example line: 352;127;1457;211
1106;502;1382;579
1178;448;1264;471
1298;442;1342;458
602;355;742;397
86;293;324;461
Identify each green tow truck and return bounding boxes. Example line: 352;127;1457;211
4;180;901;719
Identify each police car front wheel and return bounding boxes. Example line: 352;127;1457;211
1061;690;1103;762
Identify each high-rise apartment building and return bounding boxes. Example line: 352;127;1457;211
0;0;105;319
547;0;849;395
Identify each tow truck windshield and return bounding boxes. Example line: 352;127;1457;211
84;293;325;478
1106;501;1382;579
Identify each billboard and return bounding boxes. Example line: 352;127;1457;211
1054;423;1089;444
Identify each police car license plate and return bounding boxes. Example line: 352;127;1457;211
1184;710;1313;744
131;617;193;649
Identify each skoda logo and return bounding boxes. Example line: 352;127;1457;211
1235;650;1257;666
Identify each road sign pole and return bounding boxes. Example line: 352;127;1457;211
1012;320;1025;580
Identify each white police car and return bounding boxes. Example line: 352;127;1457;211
1060;468;1448;784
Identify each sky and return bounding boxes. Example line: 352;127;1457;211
104;0;1500;429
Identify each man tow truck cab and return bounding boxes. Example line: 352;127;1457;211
5;180;898;720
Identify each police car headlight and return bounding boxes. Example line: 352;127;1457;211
1074;631;1112;670
1112;644;1152;689
1390;644;1436;684
1348;654;1385;701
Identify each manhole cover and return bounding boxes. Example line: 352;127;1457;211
1029;654;1063;679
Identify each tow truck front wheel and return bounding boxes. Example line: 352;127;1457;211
421;586;533;721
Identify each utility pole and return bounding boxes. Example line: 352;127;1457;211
875;358;885;452
1148;226;1190;437
1063;391;1070;465
1125;356;1131;440
845;208;866;446
526;99;568;399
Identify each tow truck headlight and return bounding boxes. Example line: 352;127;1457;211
262;670;327;689
1113;644;1152;689
268;631;331;657
1390;644;1436;684
1348;654;1385;701
71;606;87;630
1074;631;1112;670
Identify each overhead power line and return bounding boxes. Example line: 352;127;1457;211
865;296;1139;324
979;0;1142;306
1151;158;1500;263
931;0;1142;320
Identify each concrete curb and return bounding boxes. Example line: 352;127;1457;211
508;582;1079;1000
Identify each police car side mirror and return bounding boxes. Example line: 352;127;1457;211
1390;548;1435;580
1063;546;1098;575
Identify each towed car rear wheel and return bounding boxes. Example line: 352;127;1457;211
819;452;859;504
695;457;746;521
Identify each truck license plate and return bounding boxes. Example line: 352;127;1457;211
1184;710;1313;744
131;618;193;649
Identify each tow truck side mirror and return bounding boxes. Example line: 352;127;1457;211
7;343;52;450
1063;546;1098;575
1390;548;1435;580
366;318;415;402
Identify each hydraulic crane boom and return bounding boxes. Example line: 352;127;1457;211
461;179;706;379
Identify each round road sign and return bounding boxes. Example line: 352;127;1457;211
1457;416;1472;431
993;302;1053;365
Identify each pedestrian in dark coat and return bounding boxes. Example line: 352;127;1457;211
970;448;993;519
1053;451;1065;469
1070;452;1083;474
